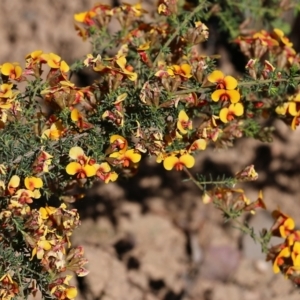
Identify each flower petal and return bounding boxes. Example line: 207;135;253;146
207;70;224;84
224;75;238;90
69;147;84;160
163;156;178;171
66;162;82;175
179;154;195;168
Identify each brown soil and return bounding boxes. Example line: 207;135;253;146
2;1;300;299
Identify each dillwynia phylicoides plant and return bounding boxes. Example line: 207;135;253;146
1;0;300;299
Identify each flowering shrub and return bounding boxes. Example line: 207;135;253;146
1;0;300;299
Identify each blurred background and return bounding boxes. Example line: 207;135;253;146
2;0;300;299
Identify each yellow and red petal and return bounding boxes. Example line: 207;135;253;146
189;139;207;151
83;164;96;177
74;12;88;22
60;60;70;73
177;110;191;134
163;156;178;170
181;64;192;78
8;175;20;189
69;146;84;160
219;107;229;123
292;242;300;266
66;162;82;175
231;102;244;116
24;176;43;190
179;154;195;168
223;75;238;90
1;63;14;76
227;90;241;103
288;102;299;116
207;70;224;84
71;108;81;122
275;103;288;115
97;162;111;173
66;287;78;299
211;90;240;103
273;247;290;273
125;149;141;163
211;89;226;102
110;135;128;153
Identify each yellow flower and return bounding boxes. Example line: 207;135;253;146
167;64;192;79
0;83;13;98
24;176;43;191
207;70;237;90
292;242;300;267
273;246;290;274
177;110;192;134
272;28;293;48
66;162;96;178
271;209;295;238
42;121;65;140
40;206;57;219
109;149;141;167
211;89;241;103
31;236;52;260
219;103;244;123
163;153;195;171
71;108;93;131
74;11;96;24
7;175;20;195
189;139;207;152
1;62;22;80
109;135;128;154
69;146;85;160
95;162;118;183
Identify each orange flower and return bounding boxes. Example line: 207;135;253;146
211;89;240;103
1;62;22;80
177;110;192;134
163;153;195;171
219;103;244;123
207;70;238;90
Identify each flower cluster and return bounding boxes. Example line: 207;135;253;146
208;70;243;123
267;211;300;286
1;0;300;298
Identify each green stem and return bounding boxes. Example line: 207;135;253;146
183;167;203;191
183;168;266;248
153;2;207;67
172;75;300;96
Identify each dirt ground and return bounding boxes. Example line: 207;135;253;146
2;1;300;299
